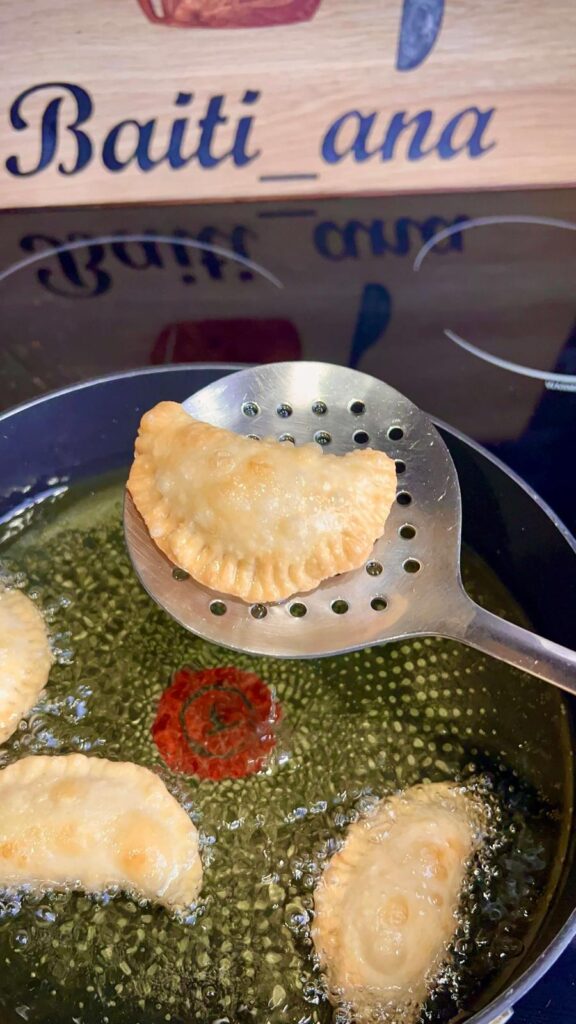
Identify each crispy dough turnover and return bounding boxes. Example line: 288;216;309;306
127;402;397;602
312;782;485;1022
0;755;202;910
0;589;53;745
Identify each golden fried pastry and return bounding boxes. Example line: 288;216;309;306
127;402;396;602
312;782;485;1022
0;754;202;910
0;589;53;744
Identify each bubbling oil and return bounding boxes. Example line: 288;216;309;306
0;477;572;1024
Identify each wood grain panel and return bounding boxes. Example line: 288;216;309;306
0;0;575;208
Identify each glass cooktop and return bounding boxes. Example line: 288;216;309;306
0;187;575;1023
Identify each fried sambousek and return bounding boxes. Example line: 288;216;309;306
128;402;397;602
312;782;485;1022
0;754;202;910
0;589;53;745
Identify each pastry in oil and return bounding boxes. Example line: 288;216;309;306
0;589;53;745
0;755;202;910
312;782;485;1022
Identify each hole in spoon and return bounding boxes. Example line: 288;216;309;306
331;599;349;615
403;558;421;574
353;430;370;445
241;401;260;418
366;561;383;576
279;433;295;444
388;426;404;441
289;602;307;618
399;524;416;539
210;600;227;616
250;604;268;619
276;403;293;418
172;567;190;582
312;401;328;415
349;400;365;415
315;431;332;446
371;596;388;611
395;460;406;475
247;434;261;441
397;491;412;506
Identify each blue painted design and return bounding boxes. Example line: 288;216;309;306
348;284;392;369
396;0;445;71
6;82;93;177
321;106;496;165
19;234;110;298
257;209;317;219
15;228;263;298
436;106;496;159
314;215;466;261
259;173;319;181
322;111;377;164
5;84;261;178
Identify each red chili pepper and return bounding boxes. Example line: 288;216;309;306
152;666;281;781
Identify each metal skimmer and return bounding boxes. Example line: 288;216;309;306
124;362;576;694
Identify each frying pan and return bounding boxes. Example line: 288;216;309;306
0;364;575;1024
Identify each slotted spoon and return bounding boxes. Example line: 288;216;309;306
124;362;576;694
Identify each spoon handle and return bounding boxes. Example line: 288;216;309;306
439;591;576;696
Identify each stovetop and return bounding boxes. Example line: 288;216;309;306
514;948;576;1023
0;186;575;1021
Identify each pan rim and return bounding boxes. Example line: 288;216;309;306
1;361;575;1024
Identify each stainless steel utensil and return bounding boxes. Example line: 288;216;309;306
124;361;576;694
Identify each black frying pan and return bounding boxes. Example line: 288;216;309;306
0;364;574;1024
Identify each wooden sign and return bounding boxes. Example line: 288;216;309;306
0;0;575;209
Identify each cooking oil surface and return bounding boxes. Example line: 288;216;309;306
0;478;572;1024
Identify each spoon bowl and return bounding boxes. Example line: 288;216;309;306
124;362;576;693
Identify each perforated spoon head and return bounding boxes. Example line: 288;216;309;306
124;362;464;658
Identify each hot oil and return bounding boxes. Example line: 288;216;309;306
0;477;572;1024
